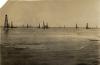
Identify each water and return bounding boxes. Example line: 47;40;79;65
0;28;100;65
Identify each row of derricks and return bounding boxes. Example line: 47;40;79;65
4;14;98;29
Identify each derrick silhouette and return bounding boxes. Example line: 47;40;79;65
38;24;41;28
42;20;49;29
10;21;13;28
86;23;89;29
76;24;78;29
4;14;16;29
4;14;9;28
3;14;98;29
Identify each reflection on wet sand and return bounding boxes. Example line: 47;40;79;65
0;28;100;65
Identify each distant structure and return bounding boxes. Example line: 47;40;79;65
86;23;89;29
10;21;13;28
27;24;29;28
42;20;45;29
45;22;49;29
42;20;49;29
4;14;9;28
38;23;41;28
76;24;78;29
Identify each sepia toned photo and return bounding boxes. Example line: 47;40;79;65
0;0;100;65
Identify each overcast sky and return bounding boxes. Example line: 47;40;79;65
0;0;100;27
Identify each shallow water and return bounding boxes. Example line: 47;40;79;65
0;28;100;65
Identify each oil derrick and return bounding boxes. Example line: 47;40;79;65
4;14;9;28
76;24;78;29
45;22;49;29
86;23;89;29
38;24;41;28
42;20;45;29
27;24;29;28
11;21;13;28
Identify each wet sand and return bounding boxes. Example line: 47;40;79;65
0;28;100;65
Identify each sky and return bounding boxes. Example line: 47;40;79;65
0;0;100;27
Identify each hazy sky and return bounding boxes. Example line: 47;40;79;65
0;0;100;27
